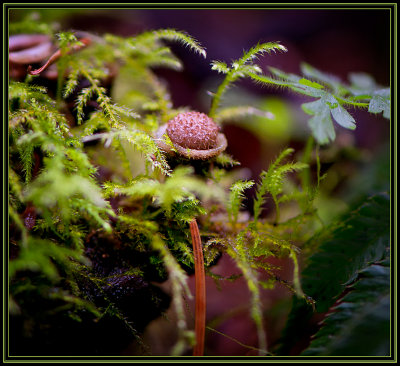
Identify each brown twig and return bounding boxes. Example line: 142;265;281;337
189;219;206;356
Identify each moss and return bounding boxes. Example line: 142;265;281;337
8;12;390;357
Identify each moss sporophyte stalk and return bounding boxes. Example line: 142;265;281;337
8;15;390;358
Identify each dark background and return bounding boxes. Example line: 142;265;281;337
64;8;391;100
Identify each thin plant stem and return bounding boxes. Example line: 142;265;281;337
27;38;91;76
189;219;206;356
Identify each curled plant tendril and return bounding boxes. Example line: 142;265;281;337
27;37;91;76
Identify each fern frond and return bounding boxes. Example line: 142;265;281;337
253;148;308;223
56;31;80;50
144;28;207;59
81;110;108;136
209;42;287;118
9;81;51;104
63;68;81;98
227;180;254;227
238;42;287;66
16;142;35;183
71;198;114;233
171;199;206;224
24;153;109;225
74;68;126;129
112;128;171;175
75;86;95;124
9;168;24;205
211;61;230;74
10;85;70;139
233;64;263;77
268;162;309;198
143;46;183;70
300;62;344;95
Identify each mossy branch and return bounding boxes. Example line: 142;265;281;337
209;42;287;118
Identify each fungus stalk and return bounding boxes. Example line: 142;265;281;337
189;219;206;356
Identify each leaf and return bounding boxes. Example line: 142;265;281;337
329;97;356;129
300;63;343;94
302;258;390;356
302;193;390;312
298;78;324;90
348;72;377;91
253;64;377;144
276;193;390;355
302;93;355;144
369;88;390;119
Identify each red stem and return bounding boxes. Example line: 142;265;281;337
189;219;206;356
27;38;91;75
